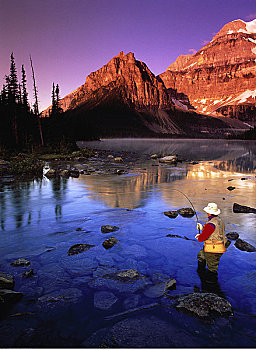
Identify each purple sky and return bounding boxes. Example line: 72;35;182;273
0;0;255;111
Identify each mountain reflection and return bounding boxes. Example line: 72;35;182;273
78;157;256;209
78;166;187;209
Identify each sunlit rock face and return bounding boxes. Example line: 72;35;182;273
43;52;172;114
159;19;256;123
42;49;251;136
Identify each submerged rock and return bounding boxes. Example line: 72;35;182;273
102;237;119;249
234;238;256;252
22;269;34;278
67;243;95;256
103;269;140;282
233;203;256;214
165;278;176;291
0;272;15;290
38;288;83;307
177;207;195;217
226;232;239;240
175;292;233;318
164;211;178;218
82;315;196;348
166;234;190;240
10;258;31;267
94;291;118;310
227;186;236;191
0;289;23;305
101;225;119;233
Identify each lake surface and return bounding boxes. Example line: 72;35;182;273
0;139;256;347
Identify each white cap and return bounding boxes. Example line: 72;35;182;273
203;202;221;215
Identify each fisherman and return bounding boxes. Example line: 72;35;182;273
195;203;226;283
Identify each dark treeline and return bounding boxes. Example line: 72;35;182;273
0;53;99;152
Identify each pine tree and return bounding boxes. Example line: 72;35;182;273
51;82;56;117
9;52;19;104
55;84;63;114
0;84;8;104
21;64;29;110
18;84;22;104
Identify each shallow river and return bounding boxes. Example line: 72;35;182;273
0;139;256;347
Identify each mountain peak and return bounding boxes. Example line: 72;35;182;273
213;18;256;39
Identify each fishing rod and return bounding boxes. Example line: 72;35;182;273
171;188;201;233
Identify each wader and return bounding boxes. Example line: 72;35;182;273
197;216;226;274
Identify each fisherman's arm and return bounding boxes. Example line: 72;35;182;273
195;223;215;242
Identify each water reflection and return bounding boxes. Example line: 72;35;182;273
0;177;69;231
77;165;188;209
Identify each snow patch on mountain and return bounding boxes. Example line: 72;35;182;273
232;90;256;104
245;19;256;34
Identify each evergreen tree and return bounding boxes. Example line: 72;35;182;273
55;84;63;114
18;84;22;104
51;82;56;116
9;52;19;104
21;64;29;110
0;84;8;104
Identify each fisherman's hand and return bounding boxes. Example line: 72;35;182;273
195;234;200;240
197;223;203;231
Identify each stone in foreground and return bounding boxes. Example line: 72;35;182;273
177;207;195;217
22;269;34;278
103;269;140;282
102;237;119;249
164;211;178;218
175;292;233;318
0;289;23;305
101;225;119;233
94;291;118;310
67;243;95;256
234;238;256;252
233;203;256;214
10;258;31;267
0;272;15;290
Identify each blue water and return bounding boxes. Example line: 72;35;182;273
0;139;256;347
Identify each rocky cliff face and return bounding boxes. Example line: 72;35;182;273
159;19;256;123
44;51;171;116
42;49;250;138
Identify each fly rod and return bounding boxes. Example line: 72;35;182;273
171;188;201;233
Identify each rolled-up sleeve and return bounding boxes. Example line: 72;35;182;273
197;223;215;242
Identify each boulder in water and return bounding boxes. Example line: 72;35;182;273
0;289;23;305
67;243;95;256
101;225;119;233
234;238;256;252
233;203;256;214
226;232;239;240
175;292;233;318
164;211;178;218
0;272;15;290
177;208;195;217
102;237;119;249
10;258;31;267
